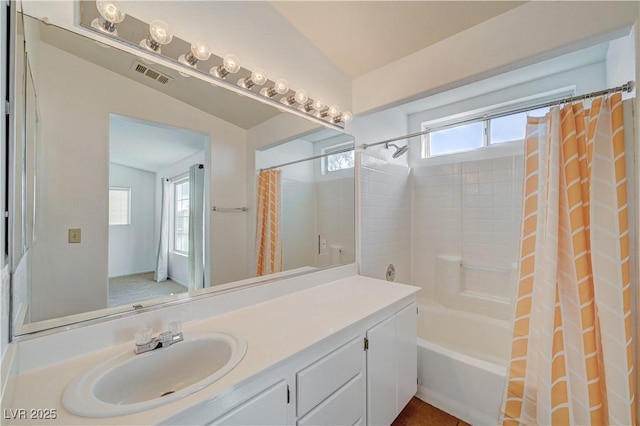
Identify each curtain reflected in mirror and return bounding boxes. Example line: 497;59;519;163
255;133;355;274
255;170;282;277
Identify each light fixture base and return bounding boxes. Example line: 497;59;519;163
91;17;118;36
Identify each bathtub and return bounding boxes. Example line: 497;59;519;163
416;301;511;425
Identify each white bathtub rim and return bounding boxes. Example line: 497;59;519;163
417;337;507;377
417;299;512;330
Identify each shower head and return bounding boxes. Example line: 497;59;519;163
385;143;409;158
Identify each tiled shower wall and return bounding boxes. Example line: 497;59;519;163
360;153;412;283
359;150;524;315
412;155;523;309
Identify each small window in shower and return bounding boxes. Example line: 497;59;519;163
322;143;354;174
420;89;570;158
490;106;550;144
425;122;485;157
109;187;131;226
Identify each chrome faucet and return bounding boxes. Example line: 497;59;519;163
134;321;184;354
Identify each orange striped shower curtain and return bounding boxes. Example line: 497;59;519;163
502;93;636;425
255;170;282;276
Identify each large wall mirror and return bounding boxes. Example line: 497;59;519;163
11;7;355;337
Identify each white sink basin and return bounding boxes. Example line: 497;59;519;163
63;332;247;418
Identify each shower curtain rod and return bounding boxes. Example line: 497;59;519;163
362;80;635;150
260;146;354;171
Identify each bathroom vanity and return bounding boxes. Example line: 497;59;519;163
2;272;418;425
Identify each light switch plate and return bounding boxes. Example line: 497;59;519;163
68;228;81;243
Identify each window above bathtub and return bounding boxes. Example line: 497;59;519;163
420;89;573;159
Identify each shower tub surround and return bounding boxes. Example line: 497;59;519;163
412;154;523;318
359;149;524;425
2;268;419;425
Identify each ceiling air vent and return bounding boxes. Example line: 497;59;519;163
130;61;173;85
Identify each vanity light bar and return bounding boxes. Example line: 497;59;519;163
79;1;352;127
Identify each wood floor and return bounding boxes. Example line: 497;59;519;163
392;397;471;426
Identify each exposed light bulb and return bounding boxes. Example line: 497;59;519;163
280;88;308;106
294;89;308;104
211;54;241;79
97;1;125;23
140;20;173;53
190;41;211;61
311;97;325;111
251;68;267;86
91;1;125;34
328;104;341;117
238;67;267;89
179;41;211;68
334;111;353;123
223;54;241;73
260;78;289;98
274;78;289;94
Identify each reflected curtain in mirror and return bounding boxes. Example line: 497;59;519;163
188;164;205;290
255;170;282;276
154;178;170;282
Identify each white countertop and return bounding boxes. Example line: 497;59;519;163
5;275;418;425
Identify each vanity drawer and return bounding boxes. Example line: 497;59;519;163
296;336;362;416
297;374;363;426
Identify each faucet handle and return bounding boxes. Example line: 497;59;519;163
135;328;153;345
169;321;182;335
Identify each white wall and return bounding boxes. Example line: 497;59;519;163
108;164;156;278
281;179;316;271
353;1;638;114
606;30;636;99
29;41;246;322
256;139;315;182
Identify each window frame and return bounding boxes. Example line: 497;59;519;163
420;89;573;159
422;120;489;158
321;142;355;175
108;187;131;226
172;175;189;256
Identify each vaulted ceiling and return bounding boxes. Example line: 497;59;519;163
270;1;525;78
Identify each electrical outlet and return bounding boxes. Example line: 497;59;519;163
68;228;81;243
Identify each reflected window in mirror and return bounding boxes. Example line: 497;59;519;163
322;143;355;174
172;176;189;255
108;187;131;226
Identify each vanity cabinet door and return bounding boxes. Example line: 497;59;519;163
366;315;397;426
208;380;288;425
366;302;417;426
396;303;418;411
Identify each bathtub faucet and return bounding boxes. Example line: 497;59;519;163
134;321;184;354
